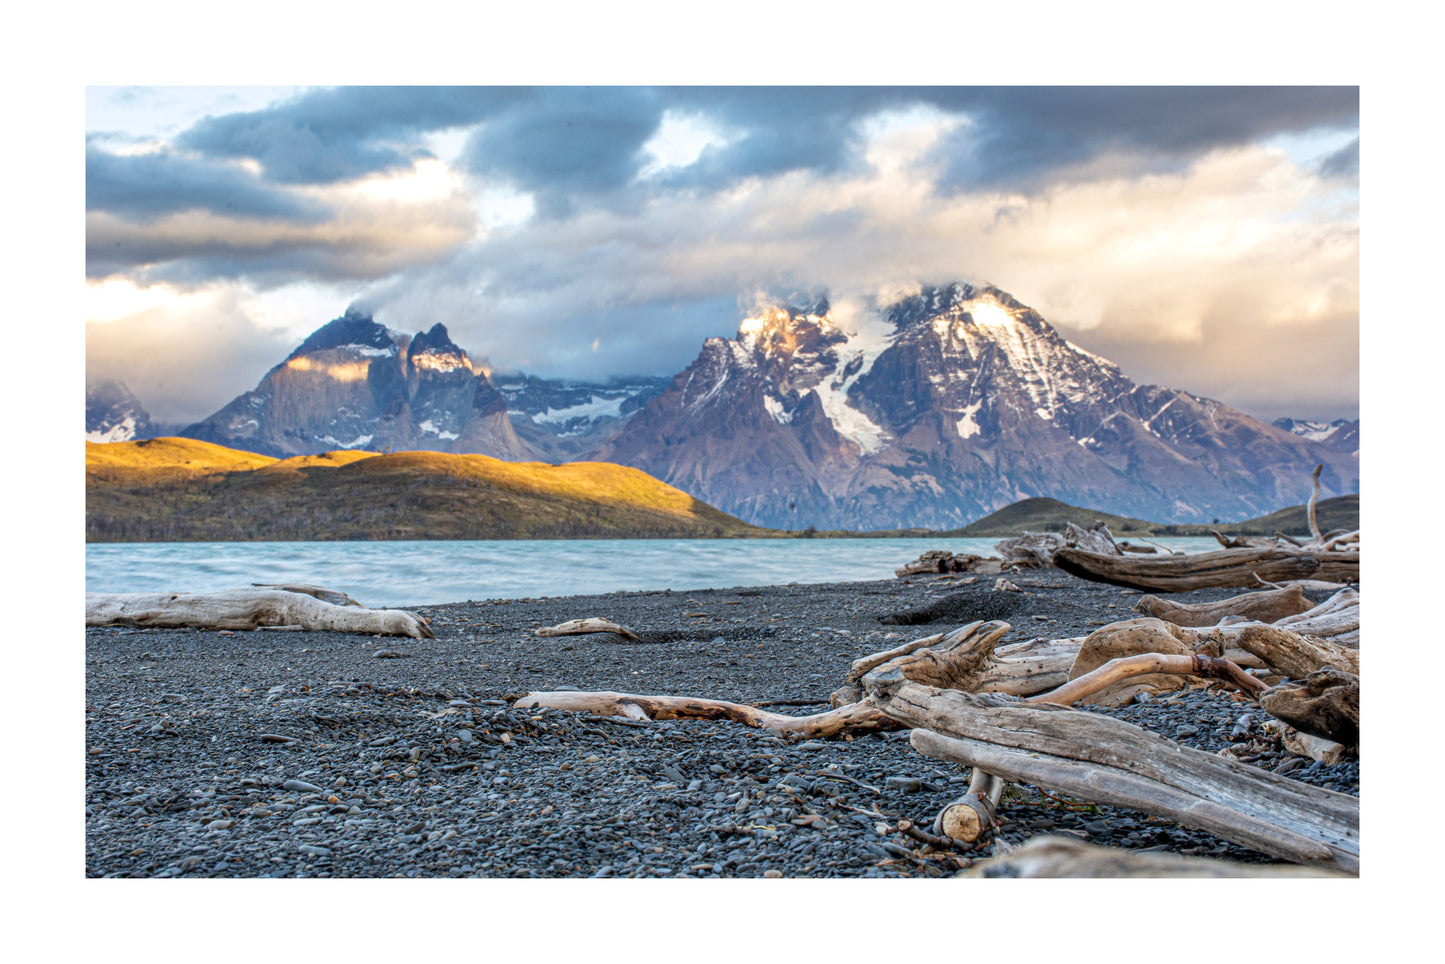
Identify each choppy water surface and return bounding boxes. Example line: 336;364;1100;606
86;537;1223;609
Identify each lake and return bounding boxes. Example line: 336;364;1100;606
85;537;1225;608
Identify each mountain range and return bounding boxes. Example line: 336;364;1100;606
89;283;1359;529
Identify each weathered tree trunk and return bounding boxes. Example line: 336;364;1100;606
934;768;1005;843
1134;585;1313;627
85;587;434;638
512;690;897;739
871;684;1357;872
1259;669;1359;746
1060;617;1225;706
1307;463;1324;544
894;550;997;577
250;583;364;607
1271;588;1360;647
829;620;1077;707
1054;546;1360;592
995;521;1122;570
1040;652;1265;707
534;618;639;641
1277;723;1349;764
963;835;1350;878
1234;624;1360;677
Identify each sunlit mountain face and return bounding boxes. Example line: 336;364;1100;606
592;284;1358;529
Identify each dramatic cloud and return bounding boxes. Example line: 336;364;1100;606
85;142;332;223
85;85;1360;425
85;286;307;425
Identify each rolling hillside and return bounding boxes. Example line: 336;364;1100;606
86;439;771;542
952;495;1359;538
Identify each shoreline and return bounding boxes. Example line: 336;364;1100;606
85;570;1358;878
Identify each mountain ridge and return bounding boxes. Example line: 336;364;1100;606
92;283;1359;529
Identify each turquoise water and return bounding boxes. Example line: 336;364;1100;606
85;537;1224;609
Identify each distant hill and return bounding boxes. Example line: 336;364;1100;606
86;439;771;542
951;495;1359;538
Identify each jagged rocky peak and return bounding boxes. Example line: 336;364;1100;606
86;378;154;442
285;305;398;360
736;296;839;357
407;322;477;375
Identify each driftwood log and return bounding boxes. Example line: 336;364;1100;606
534;618;639;641
1134;585;1314;627
828;620;1078;707
1061;617;1224;707
964;835;1350;878
894;550;999;577
1234;624;1360;677
1271;588;1360;647
1054;546;1360;592
995;521;1122;570
1277;723;1349;764
1259;669;1359;746
512;690;896;739
85;586;435;638
868;684;1357;872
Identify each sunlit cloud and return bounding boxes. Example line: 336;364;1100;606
84;86;1359;425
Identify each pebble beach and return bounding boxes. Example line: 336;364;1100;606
84;569;1359;878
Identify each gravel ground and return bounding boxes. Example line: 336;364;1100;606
84;568;1358;878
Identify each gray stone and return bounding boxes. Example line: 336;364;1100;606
283;779;324;794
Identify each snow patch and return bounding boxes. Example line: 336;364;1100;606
86;416;137;443
346;344;397;357
534;394;627;425
956;402;982;439
763;395;793;424
320;434;373;449
810;314;896;455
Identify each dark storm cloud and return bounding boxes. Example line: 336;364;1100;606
1320;136;1360;178
925;86;1360;190
459;87;665;218
147;85;1360;217
176;86;529;183
86;142;332;222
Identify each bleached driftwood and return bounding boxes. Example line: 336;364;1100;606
534;618;639;641
963;835;1350;878
85;586;434;638
1060;617;1225;707
1255;576;1353;592
829;620;1078;707
894;550;999;577
934;768;1004;843
1054;546;1359;592
1234;624;1360;678
1134;585;1314;627
1306;464;1325;544
996;521;1121;570
868;684;1357;872
1277;724;1349;764
250;583;364;607
1259;668;1359;746
512;690;895;739
1038;652;1265;707
1272;588;1360;647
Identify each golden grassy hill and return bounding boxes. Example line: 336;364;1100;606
87;439;772;542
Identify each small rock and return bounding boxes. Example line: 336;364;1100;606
298;844;332;857
885;776;923;793
283;779;324;794
373;650;406;659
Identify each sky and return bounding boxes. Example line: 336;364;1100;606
85;84;1360;425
